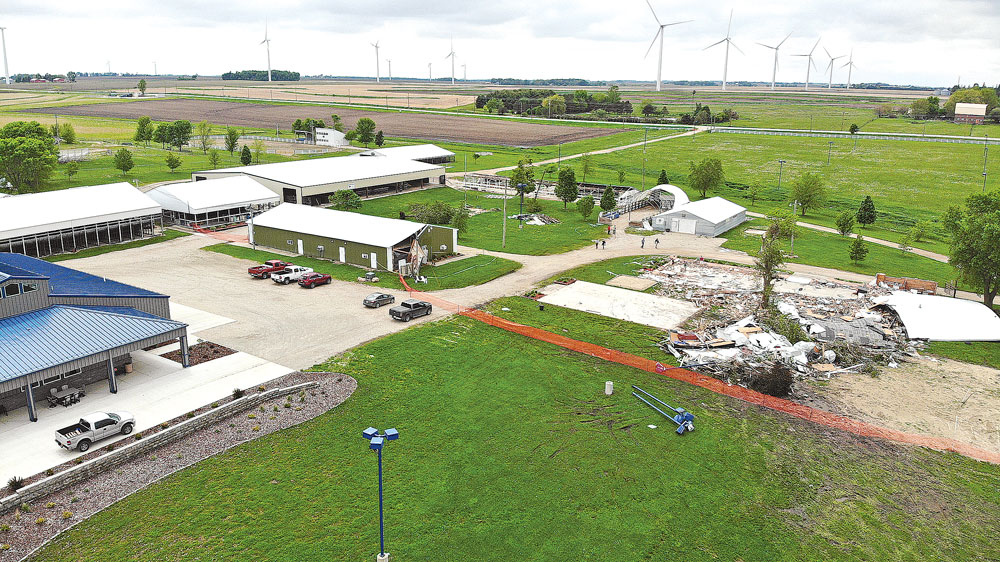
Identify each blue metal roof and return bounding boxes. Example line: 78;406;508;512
0;262;47;282
70;305;165;320
0;305;187;383
0;253;166;298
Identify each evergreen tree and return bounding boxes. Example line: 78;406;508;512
857;195;877;227
240;145;252;165
554;168;578;209
849;235;869;264
375;130;385;147
600;185;616;212
657;169;669;185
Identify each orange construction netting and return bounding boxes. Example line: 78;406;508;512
398;275;1000;465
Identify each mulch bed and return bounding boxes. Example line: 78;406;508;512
161;341;237;366
0;371;356;560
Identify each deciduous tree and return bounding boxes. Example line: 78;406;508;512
165;153;182;172
943;191;1000;308
134;116;154;147
451;207;470;236
747;182;763;206
555;168;578;209
196;120;212;154
835;211;855;236
251;140;265;164
58;123;76;144
224;127;240;155
208;149;220;169
580;153;593;183
153;123;170;149
168;120;192;151
330;189;362;210
754;233;785;309
113;148;134;176
542;94;566;115
688;158;723;198
137;78;147;96
0;121;58;193
355;117;377;147
65;161;79;179
790;172;825;216
577;195;595;220
510;158;536;212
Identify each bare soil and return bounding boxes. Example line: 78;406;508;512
801;356;1000;455
161;341;236;366
30;98;620;147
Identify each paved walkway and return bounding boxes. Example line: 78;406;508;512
746;211;950;263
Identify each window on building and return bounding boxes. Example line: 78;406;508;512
22;283;38;294
64;368;82;379
286;240;293;246
41;374;62;385
2;283;20;298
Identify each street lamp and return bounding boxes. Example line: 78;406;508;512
827;141;833;165
777;160;786;190
363;427;400;562
983;134;990;193
517;183;526;229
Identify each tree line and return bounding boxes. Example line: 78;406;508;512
221;70;300;81
476;86;632;116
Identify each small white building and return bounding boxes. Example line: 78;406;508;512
147;176;280;227
356;144;456;165
650;196;746;236
314;127;349;147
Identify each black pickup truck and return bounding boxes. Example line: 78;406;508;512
389;299;432;322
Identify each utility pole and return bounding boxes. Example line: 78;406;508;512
984;134;989;192
827;141;833;165
790;199;798;255
502;182;508;248
464;153;468;208
777;159;786;190
641;128;648;190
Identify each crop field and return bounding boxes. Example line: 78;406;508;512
352;187;608;255
546;131;997;253
31;315;1000;561
28;98;622;147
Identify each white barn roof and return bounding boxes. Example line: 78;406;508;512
660;197;745;223
198;156;442;188
0;182;161;240
148;176;279;214
250;203;432;248
357;144;455;161
955;103;987;117
873;292;1000;341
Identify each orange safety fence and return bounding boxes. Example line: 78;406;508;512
399;273;999;464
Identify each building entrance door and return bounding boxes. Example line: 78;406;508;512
297;239;304;254
339;246;346;263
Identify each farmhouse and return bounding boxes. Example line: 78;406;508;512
356;144;456;165
954;103;988;124
248;203;456;271
0;182;162;258
192;156;445;205
147;176;280;227
649;196;746;236
0;253;189;421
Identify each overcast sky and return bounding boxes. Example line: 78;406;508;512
3;0;998;86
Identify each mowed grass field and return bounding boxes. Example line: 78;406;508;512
354;187;608;255
32;315;1000;561
548;131;997;254
203;243;522;291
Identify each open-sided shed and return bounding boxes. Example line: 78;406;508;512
147;176;280;227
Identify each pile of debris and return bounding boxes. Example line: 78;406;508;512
508;213;561;225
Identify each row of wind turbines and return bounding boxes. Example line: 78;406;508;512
645;3;858;92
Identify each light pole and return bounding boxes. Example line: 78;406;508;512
984;134;989;193
790;200;798;255
363;427;399;562
777;159;786;191
827;141;833;165
502;182;508;248
517;183;526;229
641;128;648;190
557;143;562;171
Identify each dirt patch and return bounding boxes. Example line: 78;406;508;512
161;341;236;366
801;356;1000;455
30;98;621;147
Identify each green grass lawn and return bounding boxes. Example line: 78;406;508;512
355;187;608;255
202;243;521;291
721;219;957;285
925;341;1000;370
539;254;668;287
550;132;996;255
32;315;1000;561
44;229;191;262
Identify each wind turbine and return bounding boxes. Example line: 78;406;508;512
153;61;157;76
260;20;272;82
643;0;692;92
841;50;858;90
428;62;432;81
445;38;456;85
371;41;380;82
757;32;792;90
462;63;467;81
823;47;844;89
703;10;742;91
386;59;392;81
1;27;10;85
792;38;820;90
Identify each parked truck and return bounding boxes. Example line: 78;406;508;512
389;299;433;322
55;411;135;452
271;265;314;285
248;260;291;279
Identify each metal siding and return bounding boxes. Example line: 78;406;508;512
418;225;456;257
253;225;389;269
49;296;170;318
0;279;51;318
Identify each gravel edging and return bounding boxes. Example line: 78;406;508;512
0;371;356;561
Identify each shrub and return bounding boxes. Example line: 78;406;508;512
0;524;9;532
211;402;219;408
407;201;456;225
160;422;169;430
232;387;245;400
252;425;261;432
6;476;24;493
750;364;794;397
186;412;195;419
36;516;47;525
134;432;143;440
62;511;72;520
284;403;291;409
70;497;78;503
258;385;266;392
45;502;55;509
525;198;543;214
44;468;54;477
273;405;279;412
248;413;257;420
20;503;30;513
1;544;9;551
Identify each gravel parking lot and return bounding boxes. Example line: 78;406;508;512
65;234;437;370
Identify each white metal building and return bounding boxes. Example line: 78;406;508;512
315;127;349;147
147;176;280;227
618;184;690;213
954;103;988;125
649;197;746;236
0;183;162;257
356;144;456;164
192;156;446;205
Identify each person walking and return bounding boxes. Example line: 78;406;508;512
601;239;606;249
641;238;645;249
595;240;599;250
654;238;660;248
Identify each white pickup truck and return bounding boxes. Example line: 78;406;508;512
55;411;135;452
271;265;314;285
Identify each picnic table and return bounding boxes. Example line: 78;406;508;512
51;387;85;407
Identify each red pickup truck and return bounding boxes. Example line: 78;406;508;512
248;260;291;279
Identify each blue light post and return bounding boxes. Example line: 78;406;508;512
363;426;399;561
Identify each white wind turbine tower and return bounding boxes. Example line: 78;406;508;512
841;50;858;90
703;10;742;91
445;38;456;85
371;41;380;82
386;59;391;81
757;32;792;90
823;47;844;89
792;38;821;90
260;21;272;82
0;27;10;85
428;62;432;81
462;63;466;81
643;0;692;92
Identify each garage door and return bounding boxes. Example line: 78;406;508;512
675;218;697;234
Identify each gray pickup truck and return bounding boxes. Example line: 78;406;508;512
55;411;135;452
389;299;432;322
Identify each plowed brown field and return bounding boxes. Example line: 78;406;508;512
32;98;620;147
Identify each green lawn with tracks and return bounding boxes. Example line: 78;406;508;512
31;315;1000;561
